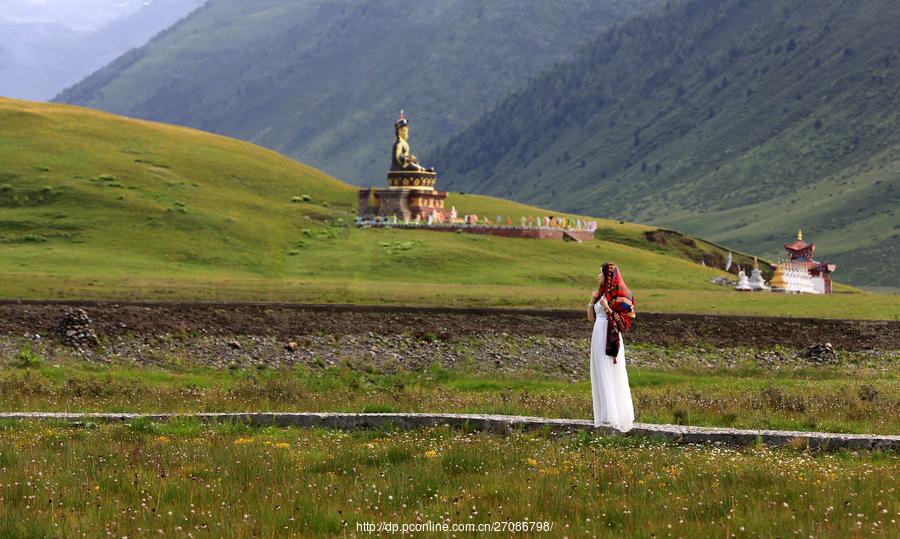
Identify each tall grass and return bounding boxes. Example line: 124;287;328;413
1;357;896;434
0;423;895;537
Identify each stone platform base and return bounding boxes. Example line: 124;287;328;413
4;412;896;451
360;223;595;241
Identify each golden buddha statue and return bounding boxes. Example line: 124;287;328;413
358;111;447;221
391;111;435;173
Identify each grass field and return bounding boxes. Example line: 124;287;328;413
2;98;897;319
1;274;896;318
0;421;896;537
3;346;897;435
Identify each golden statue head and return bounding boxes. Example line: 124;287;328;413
394;110;409;140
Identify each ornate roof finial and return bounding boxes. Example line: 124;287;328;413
797;229;803;241
753;256;759;269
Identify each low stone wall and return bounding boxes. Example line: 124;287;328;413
358;223;595;241
5;412;897;451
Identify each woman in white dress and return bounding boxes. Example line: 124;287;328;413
587;262;635;432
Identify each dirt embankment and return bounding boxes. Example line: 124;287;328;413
0;301;896;351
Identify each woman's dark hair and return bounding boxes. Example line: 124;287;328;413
599;262;614;294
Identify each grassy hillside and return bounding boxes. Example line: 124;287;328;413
431;0;900;288
1;98;896;319
54;0;656;184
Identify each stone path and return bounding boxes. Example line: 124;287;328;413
3;412;897;451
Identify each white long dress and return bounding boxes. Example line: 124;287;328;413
590;302;635;431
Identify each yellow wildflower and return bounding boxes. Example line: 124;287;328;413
424;450;438;458
233;437;254;445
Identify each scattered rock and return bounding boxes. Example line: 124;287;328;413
755;349;784;365
55;308;100;351
6;321;892;375
796;342;839;364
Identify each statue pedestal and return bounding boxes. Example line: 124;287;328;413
359;170;447;221
376;189;447;221
387;170;437;189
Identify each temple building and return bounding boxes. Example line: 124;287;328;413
769;230;837;294
358;111;448;221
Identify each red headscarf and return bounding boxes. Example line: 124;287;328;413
599;263;635;360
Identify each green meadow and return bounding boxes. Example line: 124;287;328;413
1;97;897;319
2;335;899;535
0;421;896;537
2;349;897;435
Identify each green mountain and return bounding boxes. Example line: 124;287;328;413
54;0;655;184
431;0;900;288
5;97;893;318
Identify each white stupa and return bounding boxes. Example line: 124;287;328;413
735;268;752;291
748;257;770;291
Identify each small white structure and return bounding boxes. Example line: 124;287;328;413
748;257;770;291
735;268;752;291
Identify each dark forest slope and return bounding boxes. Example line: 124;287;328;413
431;0;900;287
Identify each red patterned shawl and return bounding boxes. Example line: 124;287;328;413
599;263;635;361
